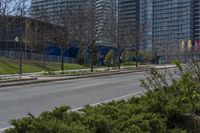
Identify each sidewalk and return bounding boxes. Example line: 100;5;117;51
0;64;176;88
0;65;136;78
0;64;176;77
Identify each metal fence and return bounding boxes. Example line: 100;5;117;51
0;50;77;63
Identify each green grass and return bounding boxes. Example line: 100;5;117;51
0;58;86;74
121;61;140;66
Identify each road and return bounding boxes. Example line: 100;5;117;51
0;72;147;129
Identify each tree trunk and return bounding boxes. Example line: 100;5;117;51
117;49;121;69
61;46;64;71
2;31;5;56
42;43;45;68
19;41;23;75
90;51;94;72
135;50;138;68
90;41;94;72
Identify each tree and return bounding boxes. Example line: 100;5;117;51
103;8;118;67
33;2;94;71
140;51;152;63
14;0;29;75
0;0;21;55
104;49;115;66
70;6;89;65
77;40;85;65
84;2;98;72
119;27;140;67
30;0;98;72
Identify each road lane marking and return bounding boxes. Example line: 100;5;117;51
0;90;144;132
71;91;144;111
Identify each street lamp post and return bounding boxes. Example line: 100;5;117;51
15;37;22;75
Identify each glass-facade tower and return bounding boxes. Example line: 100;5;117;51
152;0;194;63
140;0;153;52
195;0;200;41
118;0;140;48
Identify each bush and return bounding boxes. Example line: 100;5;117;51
104;50;115;66
121;61;135;66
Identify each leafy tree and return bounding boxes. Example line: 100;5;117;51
104;50;115;66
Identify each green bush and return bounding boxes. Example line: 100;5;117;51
104;50;115;66
121;61;136;66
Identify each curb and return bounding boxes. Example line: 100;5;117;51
0;66;176;88
0;77;37;84
0;69;144;88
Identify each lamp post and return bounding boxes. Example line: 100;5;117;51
15;36;22;75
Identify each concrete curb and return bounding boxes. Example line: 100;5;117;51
0;77;37;84
0;66;176;88
0;69;144;88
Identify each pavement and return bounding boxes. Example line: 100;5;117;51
0;64;175;78
0;64;176;88
0;72;147;130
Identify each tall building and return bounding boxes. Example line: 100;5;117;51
140;0;153;52
118;0;140;48
31;0;94;22
152;0;194;63
96;0;116;47
31;0;117;47
195;0;200;42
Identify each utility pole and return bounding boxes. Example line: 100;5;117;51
115;0;120;69
19;3;22;75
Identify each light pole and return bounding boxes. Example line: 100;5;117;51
15;36;22;75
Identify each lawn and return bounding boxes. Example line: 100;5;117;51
0;58;86;74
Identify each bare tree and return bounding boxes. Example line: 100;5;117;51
71;6;88;65
85;3;98;72
15;0;29;75
31;1;72;71
0;0;21;54
121;24;140;67
30;0;98;72
98;7;117;66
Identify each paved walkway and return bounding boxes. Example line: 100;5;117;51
0;64;176;80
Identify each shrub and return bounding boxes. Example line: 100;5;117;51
104;50;115;66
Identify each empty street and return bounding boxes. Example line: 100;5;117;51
0;72;147;129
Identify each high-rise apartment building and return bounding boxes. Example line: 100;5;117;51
96;0;116;46
31;0;94;22
31;0;116;47
140;0;153;52
31;0;200;63
195;0;200;42
118;0;140;48
152;0;194;63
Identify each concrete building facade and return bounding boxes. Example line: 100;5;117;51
96;0;116;47
31;0;116;47
31;0;90;19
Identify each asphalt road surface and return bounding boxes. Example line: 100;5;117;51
0;72;147;129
